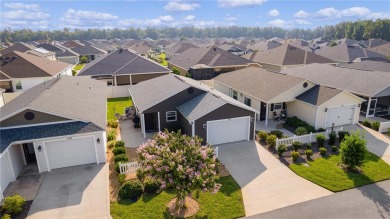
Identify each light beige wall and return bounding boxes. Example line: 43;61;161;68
258;63;282;72
270;81;316;103
287;101;317;127
317;92;362;128
214;81;230;96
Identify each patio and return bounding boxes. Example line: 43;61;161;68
118;119;155;148
256;120;294;137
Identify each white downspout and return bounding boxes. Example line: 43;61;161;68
265;103;269;126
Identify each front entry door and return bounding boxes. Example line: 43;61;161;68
23;143;37;164
144;113;156;132
260;102;267;121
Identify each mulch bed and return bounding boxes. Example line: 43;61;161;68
166;197;199;218
260;139;341;166
0;200;33;219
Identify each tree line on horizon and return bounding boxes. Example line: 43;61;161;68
1;19;389;43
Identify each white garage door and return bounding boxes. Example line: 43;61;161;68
45;136;96;170
326;105;355;128
207;117;250;145
0;152;14;196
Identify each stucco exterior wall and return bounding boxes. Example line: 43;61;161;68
287;101;317;128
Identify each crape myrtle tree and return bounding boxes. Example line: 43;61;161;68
136;130;221;208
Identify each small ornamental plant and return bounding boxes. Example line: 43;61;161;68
316;134;326;147
292;151;300;162
305;149;313;159
340;131;367;170
266;135;277;148
277;144;287;156
257;131;268;142
137;130;221;210
320;147;327;157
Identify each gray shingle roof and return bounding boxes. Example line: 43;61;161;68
296;85;343;106
78;49;170;76
165;42;199;54
0;76;107;129
337;61;390;72
313;44;387;62
70;45;106;55
177;93;226;121
0;122;102;153
0;42;34;55
214;67;306;102
247;40;283;52
282;63;390;97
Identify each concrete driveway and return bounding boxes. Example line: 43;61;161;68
216;141;332;216
344;124;390;165
27;164;110;219
249;180;390;219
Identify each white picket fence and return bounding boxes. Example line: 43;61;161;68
119;162;140;174
276;127;343;149
379;121;390;133
215;147;219;159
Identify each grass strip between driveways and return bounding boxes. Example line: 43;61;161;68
110;176;245;219
73;64;85;71
107;97;133;121
290;152;390;192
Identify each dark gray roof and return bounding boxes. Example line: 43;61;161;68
165;42;199;54
177;92;226;121
0;122;102;153
296;85;343;106
70;45;106;55
282;63;390;97
0;76;107;129
247;40;283;52
37;44;64;55
0;42;34;55
56;49;79;57
337;60;390;72
78;49;170;76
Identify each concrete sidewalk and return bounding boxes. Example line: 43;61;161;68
217;141;332;216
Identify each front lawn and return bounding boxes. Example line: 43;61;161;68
107;97;133;121
73;63;85;71
290;152;390;192
110;176;245;219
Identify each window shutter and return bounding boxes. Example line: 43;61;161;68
270;104;274;111
282;102;286;109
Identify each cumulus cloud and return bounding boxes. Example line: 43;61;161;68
218;0;267;7
225;16;238;21
159;15;174;22
164;1;200;11
294;10;309;18
4;2;40;11
2;10;49;20
60;9;118;28
184;15;195;21
295;19;311;25
367;12;390;19
268;19;291;28
315;7;371;19
268;9;279;17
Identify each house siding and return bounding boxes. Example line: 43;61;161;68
131;73;168;84
143;88;205;132
0;109;70;128
258;63;282;72
177;112;192;136
195;104;255;144
287;101;317;128
9;144;24;177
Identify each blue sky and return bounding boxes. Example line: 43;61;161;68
1;0;389;30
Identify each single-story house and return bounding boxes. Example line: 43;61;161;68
25;48;56;60
70;45;107;62
0;51;72;93
0;76;107;201
129;74;258;145
0;42;34;56
213;66;364;129
77;49;171;98
37;43;80;64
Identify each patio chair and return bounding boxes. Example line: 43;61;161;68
280;110;287;121
273;111;280;122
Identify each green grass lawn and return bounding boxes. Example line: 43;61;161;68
107;97;133;121
111;176;245;219
159;53;168;66
290;152;390;192
73;64;85;71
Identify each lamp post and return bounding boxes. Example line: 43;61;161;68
331;123;335;132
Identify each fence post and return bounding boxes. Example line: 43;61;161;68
276;138;279;150
309;132;312;141
292;135;296;143
215;147;219;159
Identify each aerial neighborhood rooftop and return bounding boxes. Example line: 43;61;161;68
0;11;390;219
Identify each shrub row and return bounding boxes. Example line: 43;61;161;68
286;116;316;133
118;177;161;200
363;120;380;131
2;194;25;215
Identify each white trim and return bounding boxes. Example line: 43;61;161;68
20;144;27;166
247;116;250;141
166;111;177;122
265;103;269;126
32;142;42;173
7;150;16;181
93;135;99;164
253;113;256;139
42;142;50;171
130;75;133;85
141;113;146;138
0;120;77;130
0;185;4;200
353;104;358;124
192;121;195;137
157;112;161;132
314;107;319;129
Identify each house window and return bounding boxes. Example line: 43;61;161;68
15;81;22;90
107;80;113;86
244;97;251;107
274;103;283;110
166;111;177;122
232;90;238;100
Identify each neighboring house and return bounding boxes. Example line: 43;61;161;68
61;40;84;48
91;42;117;53
213;66;363;129
247;40;283;52
128;43;155;56
164;42;199;58
0;88;4;107
26;48;56;60
77;49;171;97
337;60;390;72
0;51;72;92
168;46;252;79
367;42;390;57
243;44;336;72
283;63;390;120
0;76;107;201
129;74;258;145
218;44;251;56
0;42;34;56
313;43;387;63
36;43;81;64
70;45;107;62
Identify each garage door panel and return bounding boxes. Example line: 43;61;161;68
326;105;355;128
46;137;96;170
207;117;249;145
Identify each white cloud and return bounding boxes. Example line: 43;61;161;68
4;2;40;11
294;10;309;18
295;19;311;25
341;7;370;17
218;0;267;7
268;9;279;17
119;16;233;28
268;19;291;28
1;10;49;20
184;15;195;21
225;16;238;21
159;15;174;22
367;12;390;19
315;7;371;19
164;1;200;11
60;9;118;28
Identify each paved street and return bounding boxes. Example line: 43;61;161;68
248;180;390;219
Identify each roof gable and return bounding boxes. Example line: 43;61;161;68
296;85;343;106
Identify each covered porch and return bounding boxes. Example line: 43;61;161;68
360;96;390;119
118;119;155;148
255;120;295;137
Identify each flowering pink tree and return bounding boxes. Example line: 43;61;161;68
137;130;221;208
